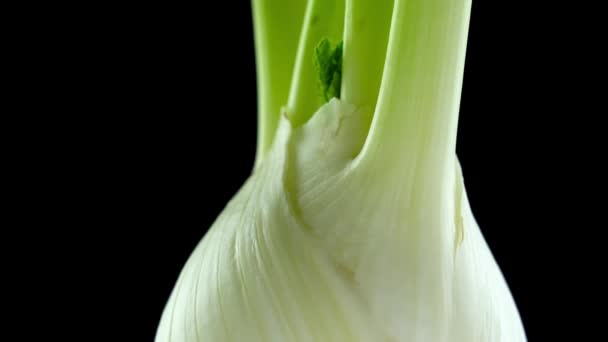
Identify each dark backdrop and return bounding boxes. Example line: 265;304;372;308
64;1;594;341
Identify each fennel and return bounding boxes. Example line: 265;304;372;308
156;0;526;341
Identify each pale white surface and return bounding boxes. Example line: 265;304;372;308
155;101;526;342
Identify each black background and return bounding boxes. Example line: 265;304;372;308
23;1;598;341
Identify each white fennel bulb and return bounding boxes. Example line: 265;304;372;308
156;0;527;341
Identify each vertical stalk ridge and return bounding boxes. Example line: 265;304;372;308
252;0;307;167
359;0;472;187
341;0;393;127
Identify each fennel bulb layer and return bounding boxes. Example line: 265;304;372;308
155;101;526;341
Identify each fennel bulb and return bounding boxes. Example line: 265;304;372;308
156;0;527;341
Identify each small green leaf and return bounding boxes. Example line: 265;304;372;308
314;38;343;102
